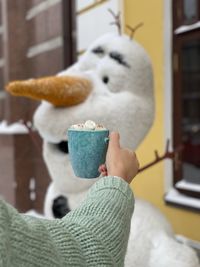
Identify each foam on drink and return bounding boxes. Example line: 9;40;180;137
70;120;106;131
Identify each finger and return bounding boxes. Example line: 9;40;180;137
98;164;108;176
108;132;120;150
98;164;107;172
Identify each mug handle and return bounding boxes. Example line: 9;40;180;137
104;137;109;144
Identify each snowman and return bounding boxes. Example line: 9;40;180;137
7;32;199;267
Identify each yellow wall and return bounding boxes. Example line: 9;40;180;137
124;0;200;241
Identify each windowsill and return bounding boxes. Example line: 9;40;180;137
165;188;200;211
176;180;200;193
0;121;29;134
174;21;200;34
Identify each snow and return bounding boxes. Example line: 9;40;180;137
174;21;200;34
176;180;200;193
0;120;28;134
165;188;200;209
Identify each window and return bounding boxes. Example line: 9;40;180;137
173;0;200;206
0;0;76;212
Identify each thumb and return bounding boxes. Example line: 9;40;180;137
108;132;120;151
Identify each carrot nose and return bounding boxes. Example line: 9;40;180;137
6;75;92;107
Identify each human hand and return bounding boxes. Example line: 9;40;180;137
99;132;139;184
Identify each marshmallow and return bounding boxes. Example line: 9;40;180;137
84;120;96;130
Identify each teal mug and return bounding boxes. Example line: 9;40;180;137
68;129;109;178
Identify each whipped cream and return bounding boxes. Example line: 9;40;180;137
70;120;106;131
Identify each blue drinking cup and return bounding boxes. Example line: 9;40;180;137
68;129;109;178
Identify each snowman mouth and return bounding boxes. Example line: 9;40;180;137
56;140;69;154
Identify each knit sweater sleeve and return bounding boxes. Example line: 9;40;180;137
0;176;134;267
63;176;134;266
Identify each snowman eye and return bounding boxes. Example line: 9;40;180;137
92;46;104;55
109;52;130;68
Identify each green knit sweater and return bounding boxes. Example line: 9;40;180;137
0;176;134;267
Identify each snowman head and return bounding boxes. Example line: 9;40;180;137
64;32;153;98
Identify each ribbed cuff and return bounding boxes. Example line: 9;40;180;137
88;176;134;202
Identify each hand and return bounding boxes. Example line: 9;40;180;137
99;132;139;184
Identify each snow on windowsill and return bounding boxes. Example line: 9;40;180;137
174;21;200;34
165;188;200;210
176;180;200;193
0;120;28;134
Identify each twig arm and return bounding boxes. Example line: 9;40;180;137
138;141;183;173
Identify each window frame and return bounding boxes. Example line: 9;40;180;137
173;0;200;200
164;0;200;211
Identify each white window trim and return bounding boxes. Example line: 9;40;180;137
164;0;200;208
164;0;173;192
76;0;124;54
